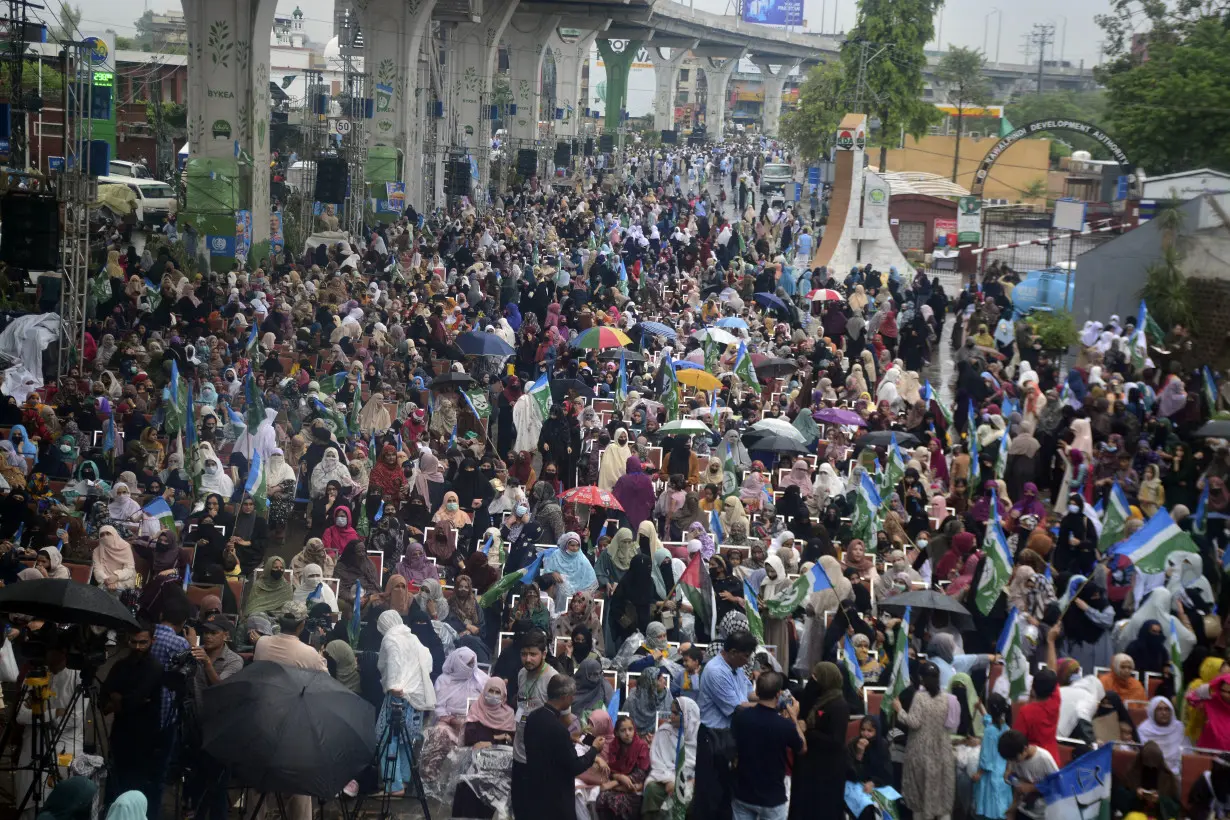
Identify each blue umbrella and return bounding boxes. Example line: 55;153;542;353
454;331;514;357
754;292;791;313
674;360;703;370
635;321;677;341
715;317;749;330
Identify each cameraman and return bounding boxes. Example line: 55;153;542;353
186;615;242;820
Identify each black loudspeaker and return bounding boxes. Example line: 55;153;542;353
516;148;537;177
314;156;349;202
0;193;59;270
598;134;614;152
661;129;677;145
553;141;571;167
445;160;470;195
584;138;594;157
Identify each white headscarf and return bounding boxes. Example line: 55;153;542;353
108;483;142;522
1136;695;1186;777
433;647;488;717
266;448;297;486
377;609;436;711
598;428;633;491
311;448;354;497
1058;675;1104;736
1114;587;1195;659
293;563;339;612
812;463;844;504
197;457;235;500
647;698;700;808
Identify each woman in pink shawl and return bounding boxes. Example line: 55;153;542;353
613;456;656;531
946;552;983;599
1158;373;1188;419
544;302;562;330
395;542;439;584
421;647;489;777
778;458;814;497
1188;673;1230;750
321;504;359;558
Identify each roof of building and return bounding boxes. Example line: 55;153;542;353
877;171;970;199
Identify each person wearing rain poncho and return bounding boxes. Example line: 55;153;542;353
377;608;437;795
598;428;634;491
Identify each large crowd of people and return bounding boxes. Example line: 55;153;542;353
2;134;1230;820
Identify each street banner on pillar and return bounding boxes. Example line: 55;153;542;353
235;210;252;259
270;212;284;253
741;0;804;26
375;82;393;113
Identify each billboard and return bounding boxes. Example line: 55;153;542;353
741;0;804;26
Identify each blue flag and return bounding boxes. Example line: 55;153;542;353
607;688;622;724
373;501;385;522
522;548;558;585
843;634;865;689
710;508;725;543
182;563;192;591
185;382;197;448
921;380;934;403
482;534;494;554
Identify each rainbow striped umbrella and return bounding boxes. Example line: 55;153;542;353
570;326;632;350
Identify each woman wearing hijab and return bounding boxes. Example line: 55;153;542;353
335;538;380;609
1136;696;1186;778
894;661;957;820
307;481;345;542
595;527;637;593
293;563;339;612
416;578;450;622
324;640;361;693
107;483;142;531
393;545;437;590
643;698;700;820
790;662;851;820
445;574;485;640
758;554;794;672
572;657;614;720
719;496;751;545
609;522;664;649
291;537;336;579
627;665;674;736
376;608;437;795
243;556;294;617
322;505;359;559
1125;619;1171;676
230;494;268;575
1100;654;1148;702
599;428;634;491
410;451;446;510
612;456;656;532
1057;571;1116;673
310;448;354;499
92;526;137;592
263;448;298;534
421;646;490;776
1111;740;1182;819
595;715;651;819
542;531;599;609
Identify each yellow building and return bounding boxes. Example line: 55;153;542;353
881;134;1052;204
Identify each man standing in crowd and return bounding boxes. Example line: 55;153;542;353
695;630;757;820
730;671;804;820
511;628;558;806
187;614;244;820
252;601;327;672
101;621;165;812
518;675;605;818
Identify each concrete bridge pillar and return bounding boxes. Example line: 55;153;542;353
649;47;690;133
596;39;643;135
446;0;519;200
549;28;601;140
702;57;739;140
752;59;798;138
355;0;437;212
182;0;276;266
504;12;562;147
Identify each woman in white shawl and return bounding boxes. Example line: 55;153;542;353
1136;695;1187;777
222;367;242;398
876;367;902;410
1113;587;1196;660
645;697;700;816
293;563;339;612
107;483;143;528
512;392;542;453
807;463;846;516
358;392;392;437
760;554;794;671
197;454;235;503
1058;675;1105;737
598;428;633;491
311;448;354;498
494;318;516;348
376;609;436;794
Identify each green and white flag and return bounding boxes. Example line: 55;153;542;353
1108;508;1199;574
741;578;765;643
995;430;1010;480
1035;744;1112;820
1168;617;1184;696
996;607;1029;701
463;387;492;420
975;495;1014;615
878;433;906;500
527;373;552;420
702;338;721;374
661;351;681;422
1097;483;1131;552
852;472;883;545
733;341;758;386
880;606;912;728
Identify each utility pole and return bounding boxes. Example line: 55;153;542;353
1031;23;1055;95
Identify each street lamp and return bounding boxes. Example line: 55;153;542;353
983;9;1002;65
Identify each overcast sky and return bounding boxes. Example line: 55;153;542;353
75;0;1116;68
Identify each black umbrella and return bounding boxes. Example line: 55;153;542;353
551;378;595;400
742;431;809;456
0;579;140;630
597;348;646;363
429;371;475;388
756;357;798;380
854;430;921;450
454;331;514;357
1195;419;1230;438
876;589;974;629
200;661;378;798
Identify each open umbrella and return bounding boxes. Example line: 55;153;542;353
560;485;624;509
0;579;140;631
454;330;514;357
675;369;723;391
660;419;712;435
813;407;867;427
754;292;791;314
693;327;740;346
715;317;748;330
597;348;646;363
876;589;973;629
807;288;844;302
200;661;377;797
1195;419;1230;438
430;371;475;389
674;360;704;371
854;430;921;450
571;327;632;350
633;321;677;342
756;357;798;380
742;431;809;455
551;378;595;400
750;417;806;441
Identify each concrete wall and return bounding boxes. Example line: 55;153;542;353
881;135;1051;204
888;193;957;253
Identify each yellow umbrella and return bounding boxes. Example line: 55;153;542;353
675;369;723;391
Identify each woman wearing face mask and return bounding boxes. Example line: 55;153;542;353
1058;569;1116;673
107;482;142;531
445;573;485;639
265;448;299;535
376;609;436;796
322;505;359;559
609;522;664;647
229;494;268;575
598;428;633;491
196;457;235;503
335;538;381;611
310;448;354;500
91;525;137;593
420;646;489;778
244;556;294;618
452;459;493;551
542;531;599;609
291;536;336;579
293;563;339;612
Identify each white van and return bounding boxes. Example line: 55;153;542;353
97;176;177;227
108;160;152;179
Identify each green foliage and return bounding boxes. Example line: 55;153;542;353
1019;178;1048;201
1096;5;1230;175
133;10;155;50
779;62;845;162
0;60;66;96
1141;246;1195;329
1003;91;1109;160
146;101;188;140
50;3;81;43
935;46;991;180
1025;310;1078;351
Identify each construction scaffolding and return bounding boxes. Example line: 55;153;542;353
296;68;326;239
56;40;95;381
336;6;370;238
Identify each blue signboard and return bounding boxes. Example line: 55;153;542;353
807;166;820;185
206;234;236;257
48;156;64;171
741;0;804;26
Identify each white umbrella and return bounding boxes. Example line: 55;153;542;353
749;417;806;441
693;327;740;346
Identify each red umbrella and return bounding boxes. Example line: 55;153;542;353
807;288;844;302
559;485;624;510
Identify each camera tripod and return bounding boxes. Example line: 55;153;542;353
349;698;432;820
0;666;103;817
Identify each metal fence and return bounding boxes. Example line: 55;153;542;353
979;213;1122;273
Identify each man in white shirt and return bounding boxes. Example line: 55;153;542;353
998;728;1059;819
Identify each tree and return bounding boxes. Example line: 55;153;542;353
779;62;844;162
935;46;991;181
842;0;944;172
133;10;155;50
0;59;66;97
1004;90;1110;162
50;3;81;43
1096;9;1230;175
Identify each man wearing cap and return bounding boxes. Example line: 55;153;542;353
252;601;327;672
189;615;243;706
